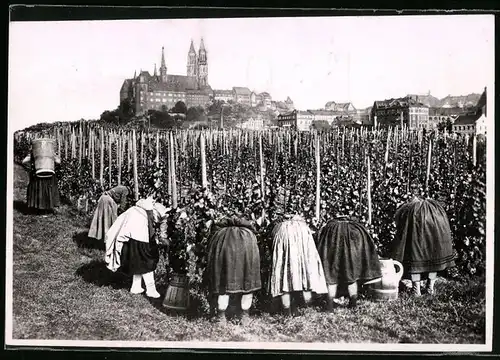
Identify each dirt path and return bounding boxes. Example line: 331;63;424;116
9;164;486;344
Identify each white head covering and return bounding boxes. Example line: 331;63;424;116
153;202;169;219
136;197;154;211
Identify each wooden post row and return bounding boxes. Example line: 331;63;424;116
100;128;104;188
91;128;95;179
133;130;139;201
367;154;372;225
108;131;112;187
315;134;321;221
259;133;265;219
117;133;122;185
200;133;208;189
425;137;433;195
169;132;178;208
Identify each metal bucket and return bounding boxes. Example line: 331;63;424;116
370;287;399;301
32;138;56;178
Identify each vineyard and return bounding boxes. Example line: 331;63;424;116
13;122;487;314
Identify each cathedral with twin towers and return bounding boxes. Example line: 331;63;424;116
120;38;212;115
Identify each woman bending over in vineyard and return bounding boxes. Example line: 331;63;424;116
22;144;61;214
88;184;132;242
269;215;328;316
317;216;382;310
392;197;456;296
207;216;261;325
105;197;169;298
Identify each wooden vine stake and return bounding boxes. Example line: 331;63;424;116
315;134;321;221
472;134;477;167
155;131;160;168
78;123;83;167
169;132;178;208
57;128;61;158
367;152;372;225
108;131;113;187
259;133;265;219
200;132;208;189
91;128;95;179
132;130;139;201
117;135;122;185
384;128;391;175
100;128;104;188
71;128;76;159
140;131;144;166
167;134;172;197
127;131;132;173
425;137;433;195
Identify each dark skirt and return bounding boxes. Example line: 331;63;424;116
207;217;262;294
26;173;60;210
120;238;159;275
392;198;456;274
88;194;118;241
317;219;382;285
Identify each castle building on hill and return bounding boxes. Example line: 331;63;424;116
120;38;212;115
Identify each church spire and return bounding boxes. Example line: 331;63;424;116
154;63;157;76
199;37;205;51
159;47;167;83
189;39;196;54
161;46;166;68
133;70;136;79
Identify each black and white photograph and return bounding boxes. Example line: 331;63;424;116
6;9;495;352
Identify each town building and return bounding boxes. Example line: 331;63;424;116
212;89;234;103
237;115;266;130
407;93;441;108
233;87;252;106
307;110;337;125
353;107;372;125
250;92;263;107
324;101;357;114
452;87;487;135
276;110;315;131
260;92;273;108
120;39;211;115
285;96;295;110
371;97;430;129
428;107;463;128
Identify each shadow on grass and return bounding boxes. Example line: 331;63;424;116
73;231;105;251
13;200;57;216
75;259;130;290
13;200;40;215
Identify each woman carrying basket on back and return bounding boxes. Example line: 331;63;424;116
21;138;61;215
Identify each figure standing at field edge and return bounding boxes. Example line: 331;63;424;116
22;140;61;215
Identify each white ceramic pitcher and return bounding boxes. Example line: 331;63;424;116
379;258;404;290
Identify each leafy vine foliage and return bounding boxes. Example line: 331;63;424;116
14;124;487;313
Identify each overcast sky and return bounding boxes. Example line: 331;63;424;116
8;14;494;131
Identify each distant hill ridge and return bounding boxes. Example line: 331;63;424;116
408;92;482;108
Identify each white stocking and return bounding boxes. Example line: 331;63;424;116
241;293;253;311
217;294;229;311
130;274;144;294
281;293;291;309
142;271;160;298
303;290;312;304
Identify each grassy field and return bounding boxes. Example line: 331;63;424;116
10;163;486;343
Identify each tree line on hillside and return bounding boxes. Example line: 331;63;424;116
99;99;278;130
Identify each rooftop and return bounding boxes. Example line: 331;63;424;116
373;97;428;109
453;113;482;125
233;87;251;95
